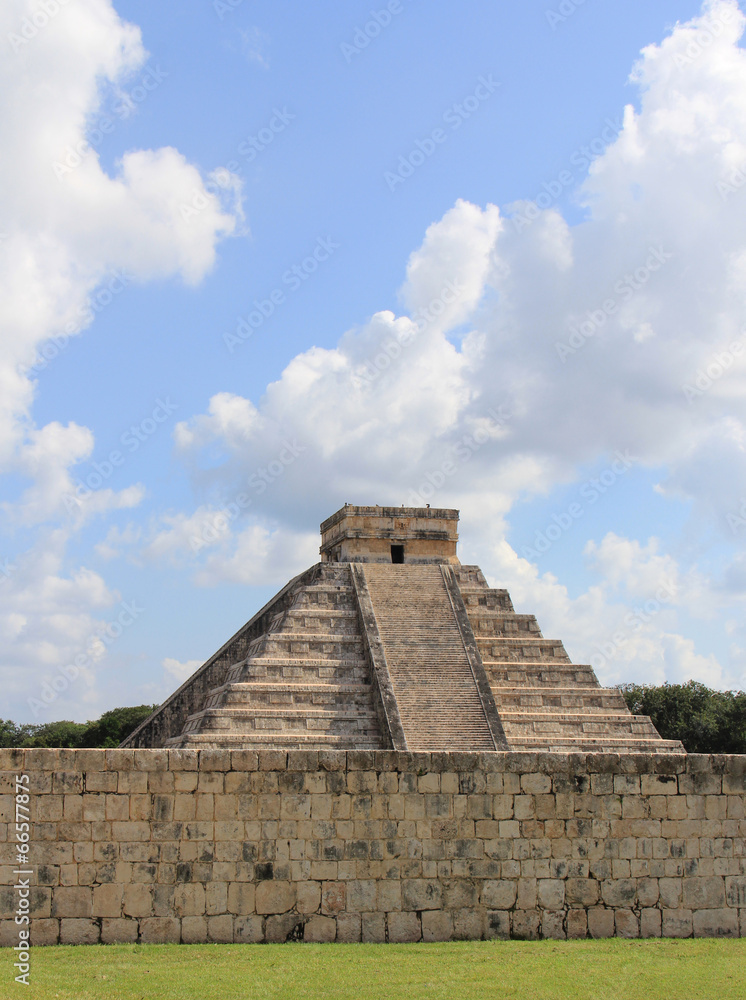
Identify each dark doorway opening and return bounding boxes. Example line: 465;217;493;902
391;545;404;564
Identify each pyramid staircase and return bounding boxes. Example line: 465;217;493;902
454;565;683;753
128;557;682;754
360;564;499;751
166;565;386;750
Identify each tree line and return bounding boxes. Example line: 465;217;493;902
0;705;157;749
620;681;746;754
1;682;744;752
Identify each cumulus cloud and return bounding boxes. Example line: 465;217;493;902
163;657;203;683
0;0;242;491
164;1;746;690
0;0;242;717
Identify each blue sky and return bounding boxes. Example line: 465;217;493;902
2;0;746;723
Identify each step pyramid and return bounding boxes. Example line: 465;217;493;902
123;505;683;753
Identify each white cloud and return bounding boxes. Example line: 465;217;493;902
0;528;122;719
0;0;242;492
163;657;203;682
160;2;746;693
0;0;243;716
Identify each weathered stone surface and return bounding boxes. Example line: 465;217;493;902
482;880;517;909
587;907;614;939
388;911;421;943
305;915;336;943
682;877;725;910
125;506;681;756
11;749;746;946
59;918;99;945
692;908;739;938
234;915;264;943
361;912;386;943
255;881;295;915
662;909;693;938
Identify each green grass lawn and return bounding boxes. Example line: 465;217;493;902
2;939;743;1000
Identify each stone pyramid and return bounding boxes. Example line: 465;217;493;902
123;505;683;753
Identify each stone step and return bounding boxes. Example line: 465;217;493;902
167;732;383;749
505;735;685;751
502;714;662;737
246;634;365;660
181;707;380;736
166;563;387;751
226;663;373;685
477;637;571;662
485;664;601;686
452;566;491;589
496;687;630;711
274;613;361;636
363;563;496;752
283;609;358;618
468;615;542;637
205;681;373;710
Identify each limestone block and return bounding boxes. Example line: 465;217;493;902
640;908;661;938
207;914;234;943
692;908;739;938
541;910;566;940
376;880;401;912
347;880;377;912
180;916;207;943
402;879;441;911
485;910;510;939
601;879;637;907
658;877;682;908
587;907;614;939
614;910;639;938
636;878;660;907
537;879;565;910
565;878;599;908
641;775;678;796
60;918;99;944
682;877;725;910
265;913;304;943
336;912;362;943
361;912;386;943
92;884;122;918
512;910;540;940
566;909;588;939
255;880;295;915
725;876;746;907
140;917;180;943
30;918;59;946
452;908;484;940
614;775;640;795
422;910;453;942
522;774;552;795
51;887;91;919
122;884;153;918
101;918;139;944
223;881;253;915
234;915;264;943
517;878;537;910
482;880;517;909
206;881;228;916
388;911;421;943
305;915;336;943
294;881;320;914
662;909;693;938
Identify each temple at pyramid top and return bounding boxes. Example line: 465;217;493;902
123;505;683;754
320;504;459;564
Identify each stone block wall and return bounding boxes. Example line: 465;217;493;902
1;749;744;945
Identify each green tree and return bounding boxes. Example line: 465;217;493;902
79;704;158;748
620;680;746;753
0;704;158;748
